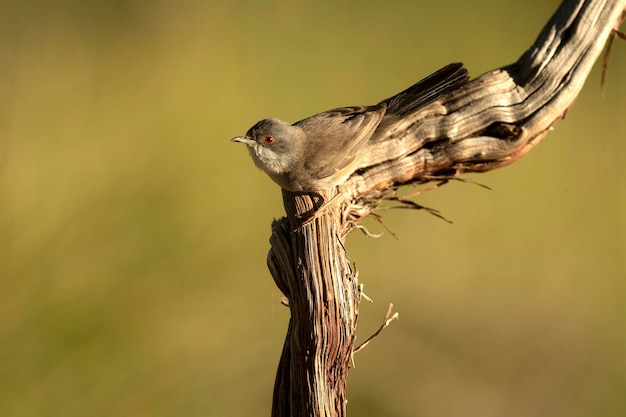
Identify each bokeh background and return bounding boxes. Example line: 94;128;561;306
1;0;624;416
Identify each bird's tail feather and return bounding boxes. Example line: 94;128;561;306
381;62;469;119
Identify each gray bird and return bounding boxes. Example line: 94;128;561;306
232;63;468;192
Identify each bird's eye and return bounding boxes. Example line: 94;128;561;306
262;135;275;145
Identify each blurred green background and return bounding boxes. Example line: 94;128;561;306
1;0;624;416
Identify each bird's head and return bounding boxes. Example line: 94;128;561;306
231;118;304;176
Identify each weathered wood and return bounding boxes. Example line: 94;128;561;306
346;0;626;207
267;0;625;416
268;189;358;417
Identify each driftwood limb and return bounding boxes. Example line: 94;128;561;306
266;0;625;416
268;189;358;417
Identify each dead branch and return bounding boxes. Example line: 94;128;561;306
266;1;626;416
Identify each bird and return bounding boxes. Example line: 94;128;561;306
232;63;468;192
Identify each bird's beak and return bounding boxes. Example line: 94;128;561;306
231;136;254;145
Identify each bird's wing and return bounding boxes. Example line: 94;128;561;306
288;63;468;183
294;104;386;179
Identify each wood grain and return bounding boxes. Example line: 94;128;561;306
267;1;626;415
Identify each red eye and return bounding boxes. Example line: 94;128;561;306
262;135;274;145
